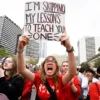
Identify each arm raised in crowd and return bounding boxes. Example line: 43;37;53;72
59;29;76;85
17;31;35;82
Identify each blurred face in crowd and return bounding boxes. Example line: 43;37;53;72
3;57;14;70
85;72;93;82
44;56;57;77
62;61;68;74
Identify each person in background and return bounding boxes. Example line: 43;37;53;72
76;67;88;100
34;66;40;74
27;64;35;73
85;69;98;84
96;66;100;80
61;61;81;100
88;66;100;100
17;28;76;100
82;68;98;100
0;57;24;100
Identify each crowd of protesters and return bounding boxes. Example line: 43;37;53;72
0;28;100;100
0;56;100;100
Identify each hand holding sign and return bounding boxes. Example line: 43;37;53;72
17;29;30;50
59;28;72;50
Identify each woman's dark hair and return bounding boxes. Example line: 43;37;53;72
85;68;95;76
97;66;100;74
79;67;85;73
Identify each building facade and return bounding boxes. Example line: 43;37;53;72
0;15;21;54
77;36;100;64
0;15;47;59
24;40;47;59
39;40;47;58
25;40;40;59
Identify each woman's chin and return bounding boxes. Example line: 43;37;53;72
3;67;11;70
46;71;54;77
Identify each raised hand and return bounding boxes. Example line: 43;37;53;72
59;28;72;49
17;29;30;50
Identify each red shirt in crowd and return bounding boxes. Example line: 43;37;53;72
34;73;64;100
63;76;81;100
89;82;100;100
21;80;33;100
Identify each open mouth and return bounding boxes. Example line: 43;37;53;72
47;67;53;71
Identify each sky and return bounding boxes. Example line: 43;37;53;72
0;0;100;56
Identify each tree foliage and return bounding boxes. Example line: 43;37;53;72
80;61;90;70
0;48;14;59
94;58;100;68
26;59;39;65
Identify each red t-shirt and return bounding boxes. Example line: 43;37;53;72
34;73;64;100
63;76;81;100
21;80;33;100
89;82;100;100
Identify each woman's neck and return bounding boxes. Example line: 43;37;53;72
5;71;11;76
46;75;53;78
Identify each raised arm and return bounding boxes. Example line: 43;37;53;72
17;31;35;82
59;28;76;85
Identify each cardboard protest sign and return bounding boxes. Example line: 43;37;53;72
24;1;65;41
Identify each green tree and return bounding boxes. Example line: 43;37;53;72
0;48;14;59
94;58;100;68
26;59;39;65
80;61;90;70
